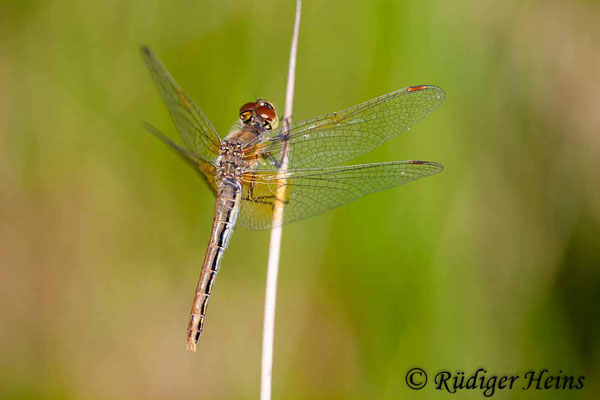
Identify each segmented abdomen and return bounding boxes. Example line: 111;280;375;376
186;178;241;351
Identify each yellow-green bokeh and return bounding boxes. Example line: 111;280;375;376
1;0;599;399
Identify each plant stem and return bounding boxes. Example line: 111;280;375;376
260;1;301;399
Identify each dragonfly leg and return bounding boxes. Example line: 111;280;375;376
245;171;290;205
244;193;289;205
249;177;257;199
262;153;282;168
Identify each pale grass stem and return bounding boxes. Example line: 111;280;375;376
260;1;301;399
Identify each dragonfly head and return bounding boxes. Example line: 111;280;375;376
239;99;279;131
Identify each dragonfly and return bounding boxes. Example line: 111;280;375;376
140;46;445;352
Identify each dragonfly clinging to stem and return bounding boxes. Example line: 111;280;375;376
140;46;445;352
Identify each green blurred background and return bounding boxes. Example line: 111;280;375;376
2;0;599;399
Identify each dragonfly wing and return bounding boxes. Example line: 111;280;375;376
141;46;221;162
144;122;218;194
238;161;443;230
251;86;444;169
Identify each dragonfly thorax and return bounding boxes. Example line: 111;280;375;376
219;141;242;156
215;141;247;181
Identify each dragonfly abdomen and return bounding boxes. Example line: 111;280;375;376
187;179;242;351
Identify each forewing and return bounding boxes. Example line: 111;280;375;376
251;85;445;169
141;46;221;162
238;161;443;230
144;122;218;194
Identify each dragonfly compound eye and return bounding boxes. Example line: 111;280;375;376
240;111;251;122
254;101;279;129
239;102;255;122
